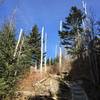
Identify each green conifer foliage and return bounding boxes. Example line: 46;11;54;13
28;25;41;67
59;6;85;57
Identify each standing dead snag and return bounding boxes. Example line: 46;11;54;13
14;29;23;58
44;33;47;72
59;20;63;73
59;47;62;73
40;27;44;73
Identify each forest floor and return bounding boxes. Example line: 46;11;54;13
15;61;72;100
15;67;71;100
15;68;56;99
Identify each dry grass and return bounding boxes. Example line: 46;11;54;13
16;59;72;99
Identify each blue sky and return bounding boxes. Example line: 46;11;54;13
0;0;100;58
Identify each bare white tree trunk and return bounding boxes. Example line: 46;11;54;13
18;36;24;58
44;33;47;72
35;61;37;71
60;20;63;32
82;0;87;15
14;29;23;57
59;47;62;72
40;27;44;72
59;20;63;72
55;45;58;58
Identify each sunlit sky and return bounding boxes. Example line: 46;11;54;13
0;0;100;58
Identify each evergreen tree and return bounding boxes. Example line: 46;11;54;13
0;22;17;99
0;21;30;99
59;6;85;57
28;25;41;66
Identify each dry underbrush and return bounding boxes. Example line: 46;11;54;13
15;59;72;100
